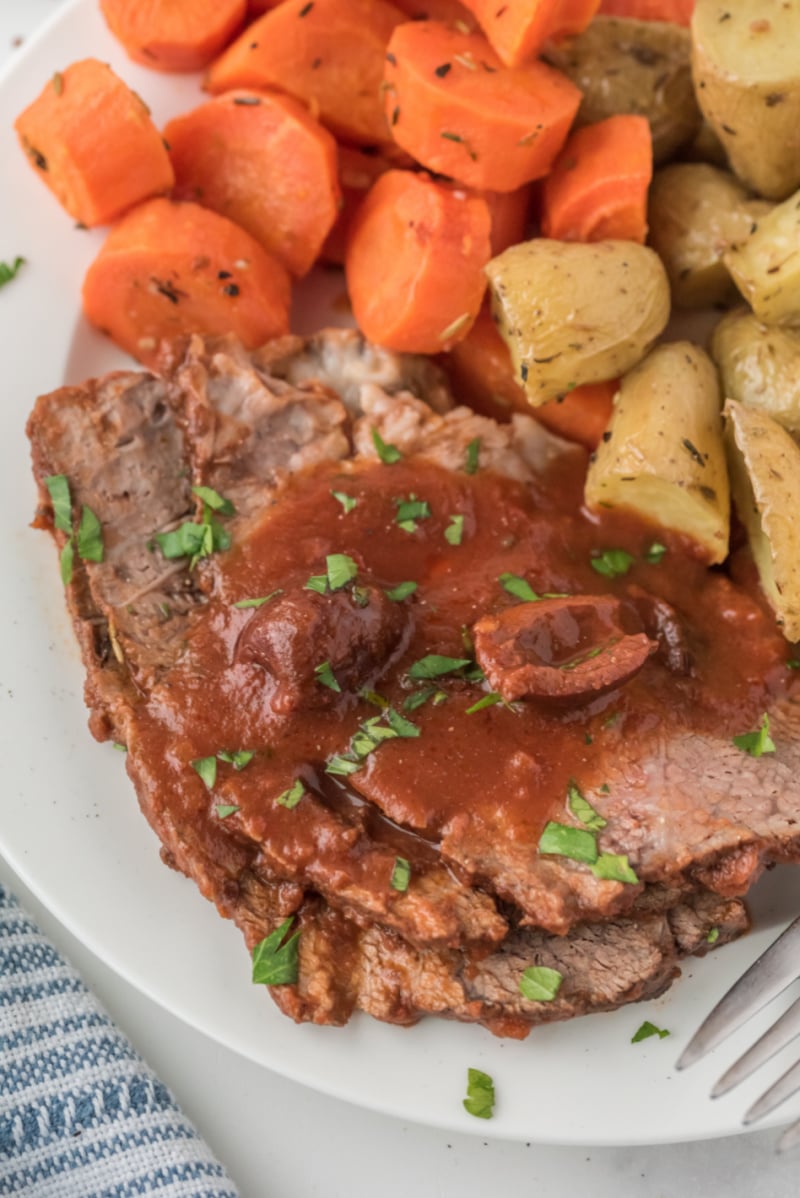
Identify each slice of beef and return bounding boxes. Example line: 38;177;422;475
27;329;796;1035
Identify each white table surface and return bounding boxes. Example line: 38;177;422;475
3;5;800;1195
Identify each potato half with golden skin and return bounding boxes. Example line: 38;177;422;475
544;17;700;166
725;399;800;643
691;0;800;201
486;239;670;405
648;164;770;308
724;188;800;326
712;309;800;439
585;342;729;564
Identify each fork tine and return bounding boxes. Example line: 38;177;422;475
676;916;800;1070
743;1057;800;1125
711;994;800;1098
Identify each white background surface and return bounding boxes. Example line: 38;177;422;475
3;3;800;1194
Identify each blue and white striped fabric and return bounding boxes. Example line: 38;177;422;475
0;886;239;1198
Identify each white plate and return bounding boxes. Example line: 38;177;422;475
3;0;800;1147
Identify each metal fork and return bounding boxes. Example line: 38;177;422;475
677;916;800;1150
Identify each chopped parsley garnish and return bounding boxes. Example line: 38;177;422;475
372;427;403;464
216;804;239;819
499;573;539;603
0;256;25;288
632;1021;670;1043
403;686;446;712
465;692;504;715
463;1068;495;1120
192;756;218;789
276;779;305;809
305;574;328;595
707;927;720;944
361;689;389;709
192;484;235;515
445;514;465;546
395;496;431;532
390;857;411;892
538;821;598;864
325;708;419;777
519;965;563;1003
217;750;254;771
386;580;418;602
567;781;607;831
788;659;800;671
314;660;341;693
733;712;775;757
112;742;127;753
408;654;472;680
327;552;359;590
385;707;421;738
234;590;282;609
44;474;72;533
591;853;639;884
44;474;104;584
326;755;362;776
331;490;358;514
591;549;635;578
251;917;300;986
644;542;667;564
465;437;481;475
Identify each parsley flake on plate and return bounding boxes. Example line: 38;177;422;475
463;1068;495;1120
591;548;635;578
631;1021;670;1043
0;256;25;288
251;917;301;986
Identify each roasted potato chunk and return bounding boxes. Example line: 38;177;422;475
648;164;770;308
724;189;800;326
585;342;729;564
486;240;670;405
725;399;800;642
711;309;800;438
544;17;700;165
691;0;800;201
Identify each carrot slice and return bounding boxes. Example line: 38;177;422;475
100;0;247;72
443;305;616;448
166;90;339;279
14;59;173;228
82;198;291;367
383;22;582;191
482;186;532;256
206;0;404;147
321;146;395;266
598;0;694;24
460;0;600;66
346;170;491;354
541;115;653;244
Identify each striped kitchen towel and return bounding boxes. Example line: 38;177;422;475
0;886;239;1198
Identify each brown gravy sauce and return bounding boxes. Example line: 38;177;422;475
136;453;794;876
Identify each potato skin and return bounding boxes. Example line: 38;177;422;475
648;164;769;308
544;17;700;165
486;239;670;406
691;0;800;201
724;189;800;326
585;342;730;564
725;399;800;642
712;309;800;438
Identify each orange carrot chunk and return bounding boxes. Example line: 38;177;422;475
460;0;600;66
14;58;174;228
598;0;694;24
346;170;491;354
393;0;478;25
481;186;532;256
541;115;653;244
321;146;397;266
166;90;339;279
383;22;582;192
206;0;404;147
82;198;291;367
100;0;247;72
443;307;616;448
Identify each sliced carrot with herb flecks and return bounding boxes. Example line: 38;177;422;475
14;58;174;227
393;0;478;26
443;304;616;447
100;0;247;72
346;170;491;354
82;198;291;367
460;0;600;66
383;21;582;191
321;146;396;266
166;90;340;278
541;115;653;244
481;186;532;256
206;0;404;147
598;0;694;24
